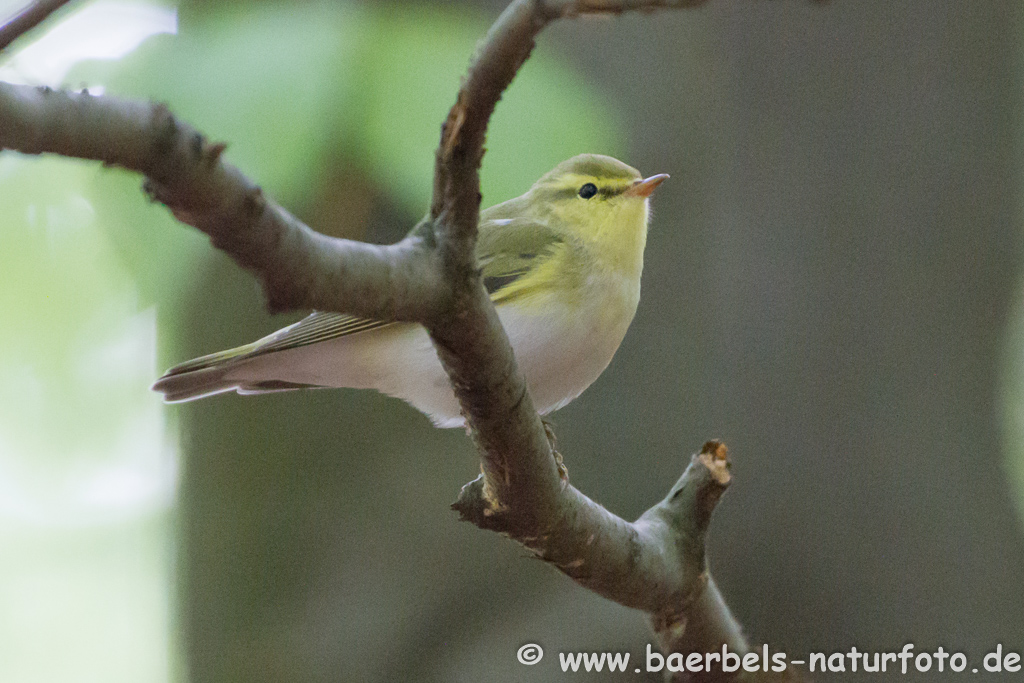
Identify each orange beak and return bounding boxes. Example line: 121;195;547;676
625;173;670;198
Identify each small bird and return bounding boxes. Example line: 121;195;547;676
153;154;668;427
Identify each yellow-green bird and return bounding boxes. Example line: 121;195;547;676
153;154;668;427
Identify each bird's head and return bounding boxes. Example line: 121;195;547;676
528;154;668;244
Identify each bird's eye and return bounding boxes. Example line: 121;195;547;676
578;183;598;199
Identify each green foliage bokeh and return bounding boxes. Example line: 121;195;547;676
67;0;624;307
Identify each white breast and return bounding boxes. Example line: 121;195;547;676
234;276;640;428
500;277;639;417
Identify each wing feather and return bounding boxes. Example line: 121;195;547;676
161;312;393;377
477;216;564;303
161;217;563;379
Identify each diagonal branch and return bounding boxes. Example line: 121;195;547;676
0;83;445;321
427;0;712;536
454;441;748;670
0;1;816;681
0;0;75;52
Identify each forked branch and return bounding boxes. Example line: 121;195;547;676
0;1;811;681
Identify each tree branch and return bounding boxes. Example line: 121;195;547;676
0;1;810;681
455;441;747;666
428;7;753;680
0;83;445;321
0;0;75;52
427;0;712;538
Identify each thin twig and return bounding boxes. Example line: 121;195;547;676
0;0;76;52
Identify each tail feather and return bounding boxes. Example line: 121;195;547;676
153;347;324;403
152;364;240;403
153;311;398;404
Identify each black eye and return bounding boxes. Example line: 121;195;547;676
578;183;598;199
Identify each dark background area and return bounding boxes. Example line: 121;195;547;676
50;1;1024;681
180;1;1024;683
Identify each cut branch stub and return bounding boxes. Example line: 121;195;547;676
455;440;749;676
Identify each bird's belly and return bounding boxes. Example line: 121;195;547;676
233;322;459;423
239;283;638;428
501;282;638;416
369;283;636;426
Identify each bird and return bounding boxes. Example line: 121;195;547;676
153;154;668;428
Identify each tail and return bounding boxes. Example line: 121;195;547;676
152;363;239;403
152;344;314;403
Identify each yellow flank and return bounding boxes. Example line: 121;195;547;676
489;240;577;307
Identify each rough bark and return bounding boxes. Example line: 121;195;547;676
0;1;819;680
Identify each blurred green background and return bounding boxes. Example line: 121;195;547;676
1;1;1023;682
